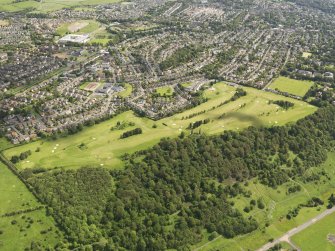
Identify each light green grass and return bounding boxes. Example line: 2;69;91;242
3;83;316;170
195;152;335;251
291;212;335;251
302;52;312;58
155;86;174;96
0;0;122;13
268;77;313;97
118;83;133;98
0;162;60;250
56;20;101;36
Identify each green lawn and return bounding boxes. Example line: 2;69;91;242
268;77;313;97
0;0;122;13
3;83;316;170
155;86;174;96
291;212;335;251
302;52;312;58
118;83;133;98
0;162;60;250
56;20;101;36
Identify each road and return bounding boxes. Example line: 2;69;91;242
256;206;335;251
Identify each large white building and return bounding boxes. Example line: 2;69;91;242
59;34;90;44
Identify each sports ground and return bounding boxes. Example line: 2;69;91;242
268;77;313;97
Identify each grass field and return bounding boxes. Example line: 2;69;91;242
0;162;60;250
0;19;9;26
268;77;314;97
291;212;335;251
302;52;312;58
56;20;101;36
0;0;122;13
3;83;317;170
193;152;335;251
155;86;174;96
117;83;133;98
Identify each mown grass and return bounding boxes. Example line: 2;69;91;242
155;86;174;96
0;162;60;250
268;76;313;97
118;83;133;98
0;0;122;13
291;211;335;251
3;83;316;170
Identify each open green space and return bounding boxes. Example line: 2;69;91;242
117;83;133;98
56;20;101;36
292;211;335;250
268;76;314;97
0;0;122;13
155;86;174;96
193;151;335;251
302;52;312;58
3;83;316;170
0;162;60;250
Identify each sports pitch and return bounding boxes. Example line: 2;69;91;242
3;82;317;170
268;76;314;97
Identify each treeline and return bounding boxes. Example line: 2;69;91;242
187;118;210;129
270;100;294;110
10;150;31;163
120;128;143;139
25;105;335;250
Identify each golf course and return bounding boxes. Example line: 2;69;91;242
3;82;317;170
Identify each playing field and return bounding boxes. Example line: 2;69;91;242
80;82;101;92
302;52;312;58
268;77;313;97
193;151;335;251
57;20;101;36
291;211;335;251
3;82;317;170
155;86;174;96
0;162;60;250
0;0;122;13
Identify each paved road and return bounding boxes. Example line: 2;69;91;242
256;207;335;251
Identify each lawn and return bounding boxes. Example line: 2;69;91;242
155;86;174;96
291;212;335;251
118;83;133;98
56;20;101;36
0;0;122;13
3;82;317;170
193;152;335;251
268;76;314;97
0;162;60;250
302;52;312;58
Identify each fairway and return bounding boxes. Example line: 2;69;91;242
3;83;317;170
0;162;60;250
0;0;122;13
268;77;313;97
291;211;335;251
155;86;174;96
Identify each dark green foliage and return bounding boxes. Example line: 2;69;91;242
28;168;113;244
120;128;143;139
270;100;295;110
26;106;335;250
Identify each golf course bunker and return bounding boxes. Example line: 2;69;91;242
327;234;335;245
68;21;89;33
